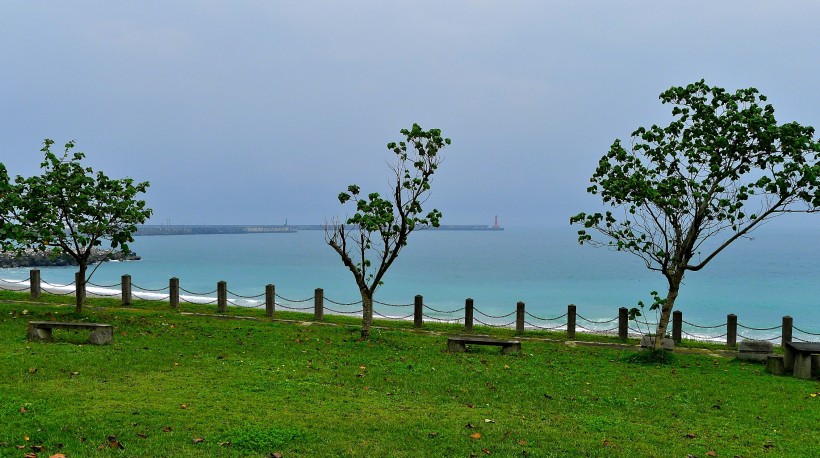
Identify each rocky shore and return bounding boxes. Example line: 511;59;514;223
0;249;140;268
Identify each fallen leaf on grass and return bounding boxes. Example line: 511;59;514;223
706;451;717;457
270;453;283;458
602;439;613;447
518;440;527;446
470;433;482;439
24;453;36;458
137;433;148;439
31;445;46;452
466;403;474;408
482;448;491;454
428;432;439;438
192;437;205;444
49;454;67;458
28;368;37;374
465;423;476;429
162;426;172;433
106;435;125;449
19;406;27;414
484;419;494;423
685;433;697;439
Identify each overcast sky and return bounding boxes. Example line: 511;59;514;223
2;1;819;228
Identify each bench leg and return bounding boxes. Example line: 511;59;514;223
502;343;522;354
813;354;820;377
27;326;53;342
447;340;467;352
89;328;113;345
793;353;812;380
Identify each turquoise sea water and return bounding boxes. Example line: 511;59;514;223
1;225;818;338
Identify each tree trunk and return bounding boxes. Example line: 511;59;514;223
360;291;374;339
653;271;685;350
75;264;87;313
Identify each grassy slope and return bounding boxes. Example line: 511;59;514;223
0;295;818;457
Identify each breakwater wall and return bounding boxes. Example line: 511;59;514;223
3;269;818;348
134;224;503;236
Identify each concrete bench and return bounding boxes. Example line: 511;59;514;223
27;321;114;345
738;340;774;362
448;335;521;354
766;355;785;375
784;341;820;380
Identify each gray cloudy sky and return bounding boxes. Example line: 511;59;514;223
2;1;819;228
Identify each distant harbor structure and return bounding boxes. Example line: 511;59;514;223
134;224;296;236
135;219;503;236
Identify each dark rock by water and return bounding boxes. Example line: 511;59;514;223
0;248;140;268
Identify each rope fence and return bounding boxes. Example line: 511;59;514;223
3;269;818;349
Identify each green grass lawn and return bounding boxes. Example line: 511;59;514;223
0;294;818;457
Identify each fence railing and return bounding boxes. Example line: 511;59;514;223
2;269;819;347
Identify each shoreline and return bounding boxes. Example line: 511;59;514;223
0;278;794;344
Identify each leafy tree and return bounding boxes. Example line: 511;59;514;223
0;164;13;249
2;139;152;312
571;81;820;349
326;124;450;338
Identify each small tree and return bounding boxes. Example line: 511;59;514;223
571;81;820;349
326;123;450;338
2;139;152;312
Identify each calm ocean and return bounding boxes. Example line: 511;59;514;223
2;225;818;338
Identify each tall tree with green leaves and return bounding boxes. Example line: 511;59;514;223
2;139;152;312
326;124;450;338
0;163;12;248
571;81;820;349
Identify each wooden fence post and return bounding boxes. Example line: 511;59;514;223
727;314;737;347
516;301;525;335
567;304;576;339
29;269;41;300
314;288;324;321
464;298;474;333
414;295;423;328
122;274;132;306
217;281;227;312
781;315;793;347
266;284;275;318
618;307;628;340
170;277;179;309
672;310;682;343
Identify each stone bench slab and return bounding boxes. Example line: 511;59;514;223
27;321;114;345
448;335;521;354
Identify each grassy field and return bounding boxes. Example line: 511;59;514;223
0;293;818;457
